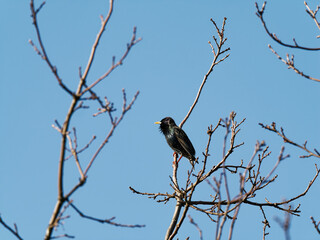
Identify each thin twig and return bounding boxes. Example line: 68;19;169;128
66;130;85;179
84;90;139;175
260;207;270;240
82;27;142;94
188;215;203;240
70;203;145;228
79;0;114;92
304;2;320;32
179;18;230;128
29;0;74;96
255;2;320;50
0;216;23;240
268;45;320;82
274;208;291;240
51;234;75;239
259;122;320;158
310;216;320;234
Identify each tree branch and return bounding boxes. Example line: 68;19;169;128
188;215;203;240
70;203;145;228
259;122;320;158
84;90;139;175
311;216;320;234
79;0;114;90
29;0;141;238
268;45;320;82
29;0;74;96
0;216;23;240
179;17;230;128
255;2;320;50
82;27;142;94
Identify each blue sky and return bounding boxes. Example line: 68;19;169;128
1;1;320;239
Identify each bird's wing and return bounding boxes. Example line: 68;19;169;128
174;127;195;156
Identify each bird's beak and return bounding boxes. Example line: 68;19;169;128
154;121;161;124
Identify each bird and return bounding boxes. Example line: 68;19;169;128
155;117;196;167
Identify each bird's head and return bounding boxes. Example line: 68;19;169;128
155;117;177;134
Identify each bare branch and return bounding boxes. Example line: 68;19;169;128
66;129;85;179
93;96;116;117
188;215;203;240
165;154;183;240
260;207;270;240
255;2;320;50
79;0;114;89
129;186;175;203
65;135;97;161
304;2;320;32
84;90;139;175
311;216;320;234
259;122;320;158
29;0;74;96
51;234;75;239
268;45;320;82
29;0;141;238
45;97;79;240
186;157;320;217
168;200;190;240
0;216;23;240
274;208;291;240
179;18;230;128
136;110;319;239
82;27;142;94
166;201;183;240
70;203;145;228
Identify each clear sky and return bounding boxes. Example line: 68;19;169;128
1;1;320;239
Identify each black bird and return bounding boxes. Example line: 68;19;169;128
155;117;196;167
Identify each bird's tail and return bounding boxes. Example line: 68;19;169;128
189;156;198;169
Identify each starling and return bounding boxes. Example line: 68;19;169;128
155;117;196;167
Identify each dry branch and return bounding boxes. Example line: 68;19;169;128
255;1;320;50
28;0;142;239
132;112;320;239
130;17;231;240
255;2;320;83
259;122;320;159
29;0;74;96
131;5;320;239
260;206;270;240
179;18;230;129
304;2;320;33
0;216;23;240
188;215;203;240
268;45;320;82
274;208;292;240
311;216;320;234
70;203;145;228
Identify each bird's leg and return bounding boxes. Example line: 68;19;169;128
177;155;183;163
173;152;179;165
